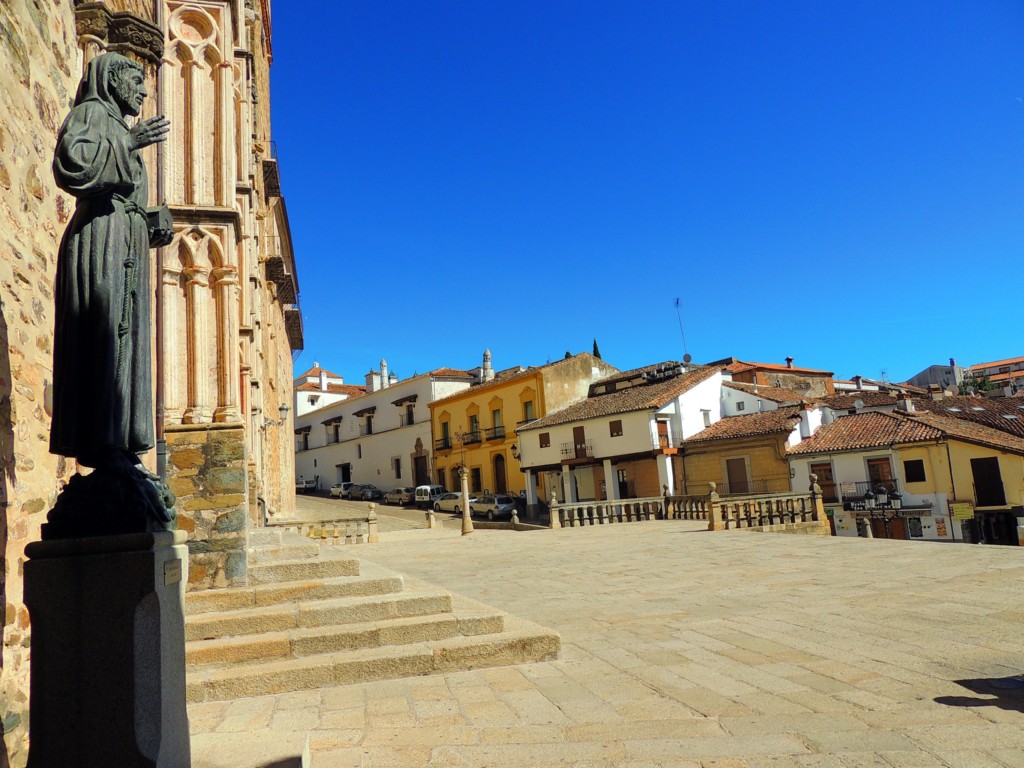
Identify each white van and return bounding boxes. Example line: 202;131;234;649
414;484;446;509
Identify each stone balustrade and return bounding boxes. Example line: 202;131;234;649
551;477;831;536
270;503;380;545
549;496;666;528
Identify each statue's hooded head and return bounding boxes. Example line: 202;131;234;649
75;52;146;121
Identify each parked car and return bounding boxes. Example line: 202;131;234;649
470;494;517;520
295;477;316;494
414;484;447;509
433;492;476;514
351;483;383;501
329;481;355;498
383;487;416;506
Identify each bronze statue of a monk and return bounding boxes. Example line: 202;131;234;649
47;52;175;537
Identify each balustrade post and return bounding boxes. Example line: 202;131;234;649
809;474;831;535
367;503;380;543
549;491;561;529
707;482;724;531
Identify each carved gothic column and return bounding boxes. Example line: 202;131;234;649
182;265;212;424
212;265;241;423
160;261;185;422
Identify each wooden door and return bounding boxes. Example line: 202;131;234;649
573;426;587;458
493;454;507;494
726;458;749;494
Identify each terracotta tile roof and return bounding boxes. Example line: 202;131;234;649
428;368;474;379
295;364;343;380
519;366;719;431
595;361;683;386
911;396;1024;439
723;381;807;404
904;410;1024;455
788;412;943;455
819;392;901;410
683;407;803;444
294;382;366;396
789;409;1024;457
725;360;833;376
970;355;1024;372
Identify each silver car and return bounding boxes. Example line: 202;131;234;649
433;492;476;514
469;494;516;520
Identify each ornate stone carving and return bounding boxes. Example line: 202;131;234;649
74;3;164;65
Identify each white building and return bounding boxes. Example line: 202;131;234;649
294;361;473;490
293;362;366;417
516;362;723;505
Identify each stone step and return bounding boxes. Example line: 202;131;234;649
185;570;405;616
186;615;561;703
247;527;285;548
186;607;504;667
247;540;322;565
185;582;453;642
247;554;360;585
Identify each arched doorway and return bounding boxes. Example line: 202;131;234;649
493;454;507;494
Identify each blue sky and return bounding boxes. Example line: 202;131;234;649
271;2;1023;384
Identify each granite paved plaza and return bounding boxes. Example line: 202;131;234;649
190;521;1024;767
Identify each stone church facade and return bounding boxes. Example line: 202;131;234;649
0;1;299;762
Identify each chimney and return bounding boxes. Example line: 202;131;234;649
785;357;794;369
319;369;328;392
482;348;495;383
949;357;956;368
365;369;381;393
798;400;814;438
928;384;943;401
853;375;862;391
896;393;916;412
380;359;389;389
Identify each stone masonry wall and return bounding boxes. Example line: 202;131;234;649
0;2;79;764
166;424;249;590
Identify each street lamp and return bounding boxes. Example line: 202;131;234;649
865;485;902;539
264;403;290;427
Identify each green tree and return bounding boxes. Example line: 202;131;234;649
592;339;602;359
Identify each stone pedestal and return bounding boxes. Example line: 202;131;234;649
24;531;191;768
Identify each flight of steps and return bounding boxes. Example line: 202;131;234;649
184;528;560;703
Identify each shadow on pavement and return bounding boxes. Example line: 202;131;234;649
258;759;303;768
935;675;1024;713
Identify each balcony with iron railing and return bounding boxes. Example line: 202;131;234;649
435;437;452;451
560;439;594;461
485;426;506;441
839;479;901;500
462;430;482;445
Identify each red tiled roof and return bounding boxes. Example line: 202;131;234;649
726;360;833;376
969;355;1024;372
295;364;343;380
519;366;719;430
723;381;807;404
294;382;366;396
428;368;473;379
905;410;1024;454
683;407;803;445
911;396;1024;439
595;361;683;386
819;392;900;410
787;412;943;455
789;409;1024;457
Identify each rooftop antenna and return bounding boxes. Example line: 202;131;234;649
674;298;692;364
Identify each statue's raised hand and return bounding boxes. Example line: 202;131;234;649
128;115;170;151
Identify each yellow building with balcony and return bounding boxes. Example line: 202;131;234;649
429;351;617;503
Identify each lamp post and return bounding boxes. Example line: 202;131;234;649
454;430;474;536
865;484;903;539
